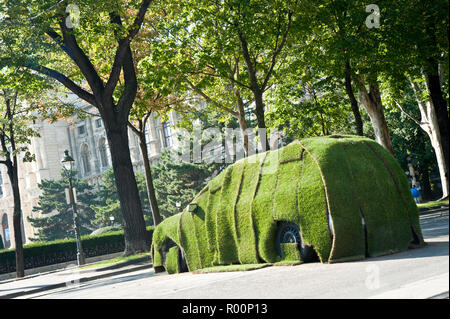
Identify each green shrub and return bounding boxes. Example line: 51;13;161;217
0;227;154;274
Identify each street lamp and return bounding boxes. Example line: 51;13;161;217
61;150;86;266
109;216;115;226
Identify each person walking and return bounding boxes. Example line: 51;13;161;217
411;185;421;204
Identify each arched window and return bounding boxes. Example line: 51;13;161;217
162;121;172;148
98;138;109;168
2;214;10;248
80;144;91;175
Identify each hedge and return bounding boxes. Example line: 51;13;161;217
153;135;425;274
0;226;154;274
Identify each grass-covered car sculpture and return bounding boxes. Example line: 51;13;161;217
152;135;425;274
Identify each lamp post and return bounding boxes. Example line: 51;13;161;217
61;150;86;266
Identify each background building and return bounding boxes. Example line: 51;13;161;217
0;104;179;248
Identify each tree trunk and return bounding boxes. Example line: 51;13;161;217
424;66;449;178
344;61;364;136
138;132;162;226
104;123;149;254
358;80;394;154
6;161;24;278
234;89;249;156
254;90;270;151
411;79;449;198
419;166;433;201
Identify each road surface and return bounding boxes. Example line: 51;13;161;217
20;209;449;299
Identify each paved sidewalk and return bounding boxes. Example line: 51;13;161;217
0;260;152;299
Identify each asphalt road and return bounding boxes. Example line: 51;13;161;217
21;209;449;299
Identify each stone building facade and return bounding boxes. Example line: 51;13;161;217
0;106;178;248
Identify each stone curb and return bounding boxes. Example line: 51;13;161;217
419;206;449;215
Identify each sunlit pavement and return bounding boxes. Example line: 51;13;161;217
19;209;449;299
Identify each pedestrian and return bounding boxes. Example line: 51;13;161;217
411;184;420;204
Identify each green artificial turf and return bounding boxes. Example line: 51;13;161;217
296;148;332;262
193;263;271;273
165;246;180;274
205;172;225;264
152;213;182;268
300;137;365;262
273;143;303;222
191;189;215;268
251;150;280;263
215;162;244;265
272;260;303;266
364;141;425;246
179;211;202;271
280;243;301;261
417;199;449;209
235;156;262;264
152;135;425;273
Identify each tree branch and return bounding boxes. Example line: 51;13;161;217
26;62;96;105
262;11;292;91
184;77;239;117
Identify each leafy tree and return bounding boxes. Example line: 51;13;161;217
152;150;224;219
1;0;156;253
385;93;441;200
149;0;304;150
266;62;355;139
0;66;48;277
27;169;98;242
91;168;154;227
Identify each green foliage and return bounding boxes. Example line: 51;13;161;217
91;168;153;227
266;70;355;139
0;226;154;274
27;169;98;242
152;150;224;219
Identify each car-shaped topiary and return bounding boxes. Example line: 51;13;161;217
151;135;425;274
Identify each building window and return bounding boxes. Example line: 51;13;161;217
162;121;172;148
99;138;108;168
78;125;86;135
95;118;102;128
81;144;91;175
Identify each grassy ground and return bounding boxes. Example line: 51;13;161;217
417;199;449;210
80;252;151;270
192;261;303;273
192;263;271;273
